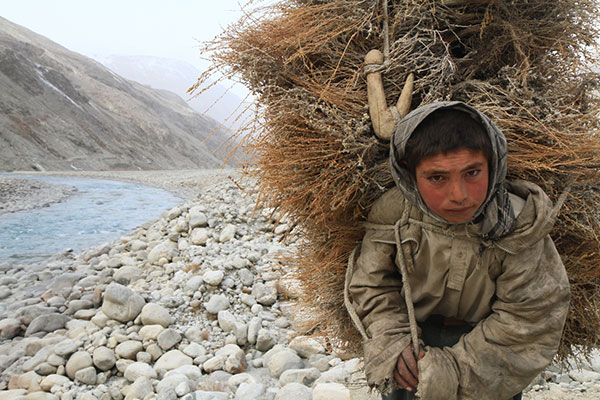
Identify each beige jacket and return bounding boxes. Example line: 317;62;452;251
346;179;570;399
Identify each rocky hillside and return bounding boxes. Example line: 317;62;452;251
94;55;251;132
0;17;233;172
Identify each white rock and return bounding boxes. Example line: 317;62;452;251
0;390;27;399
240;294;257;308
235;383;265;400
167;206;184;220
205;294;230;314
203;354;227;373
228;373;256;391
217;310;238;332
155;350;193;371
184;275;204;293
74;366;97;385
158;328;182;350
147;240;177;264
176;380;192;396
231;257;249;269
39;374;71;392
275;382;313;400
224;347;247;374
219;224;237;242
65;351;93;380
184;327;205;344
22;346;53;372
156;373;189;395
6;370;42;392
174;218;189;233
238;269;255;287
0;317;21;340
183;343;206;359
124;376;154;400
101;283;145;323
25;313;70;336
313;382;350;400
140;303;173;327
256;328;275;352
185;391;229;400
139;324;165;340
92;346;116;371
114;266;143;285
251;282;278;306
274;223;290;235
280;367;321;387
19;393;58;400
251;304;263;314
316;358;361;384
234;323;248;346
203;270;224;286
166;365;203;385
124;362;158;382
115;340;143;360
130;240;147;251
568;369;600;383
91;311;110;328
190;228;209;246
245;318;261;346
188;207;208;228
266;349;304;378
289;336;326;359
46;354;65;367
179;238;191;251
590;351;600;373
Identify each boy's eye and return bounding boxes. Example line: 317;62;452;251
428;175;445;183
466;169;481;177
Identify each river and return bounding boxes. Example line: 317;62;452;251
0;175;181;265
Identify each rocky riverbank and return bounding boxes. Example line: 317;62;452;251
0;177;77;215
0;170;598;399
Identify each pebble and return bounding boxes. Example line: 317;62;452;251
1;172;594;400
140;303;172;327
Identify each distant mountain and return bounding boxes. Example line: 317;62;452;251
94;54;251;132
0;17;235;172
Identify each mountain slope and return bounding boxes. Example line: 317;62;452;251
0;17;233;171
94;54;251;132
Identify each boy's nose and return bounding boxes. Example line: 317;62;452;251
449;180;468;204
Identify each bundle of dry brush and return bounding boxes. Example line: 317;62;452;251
193;0;600;360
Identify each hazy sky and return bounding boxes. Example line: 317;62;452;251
0;0;250;70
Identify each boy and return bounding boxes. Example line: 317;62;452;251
345;101;570;399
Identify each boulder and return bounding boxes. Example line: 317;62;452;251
101;283;145;323
24;314;70;336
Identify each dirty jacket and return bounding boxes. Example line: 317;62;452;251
345;102;570;399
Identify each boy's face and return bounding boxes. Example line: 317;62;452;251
415;149;489;224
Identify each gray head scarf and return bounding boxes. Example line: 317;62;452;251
389;101;516;239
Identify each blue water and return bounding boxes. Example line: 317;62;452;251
0;175;181;265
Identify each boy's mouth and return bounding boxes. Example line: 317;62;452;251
443;206;476;222
447;206;472;213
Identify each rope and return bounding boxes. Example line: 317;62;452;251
361;0;392;76
382;0;391;65
344;246;369;339
394;218;420;357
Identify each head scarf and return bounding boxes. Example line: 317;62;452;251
389;101;516;239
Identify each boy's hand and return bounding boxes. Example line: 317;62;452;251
393;344;425;392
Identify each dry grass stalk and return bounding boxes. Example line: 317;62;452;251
194;0;600;360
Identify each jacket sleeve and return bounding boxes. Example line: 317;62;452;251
346;191;413;392
418;236;570;400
